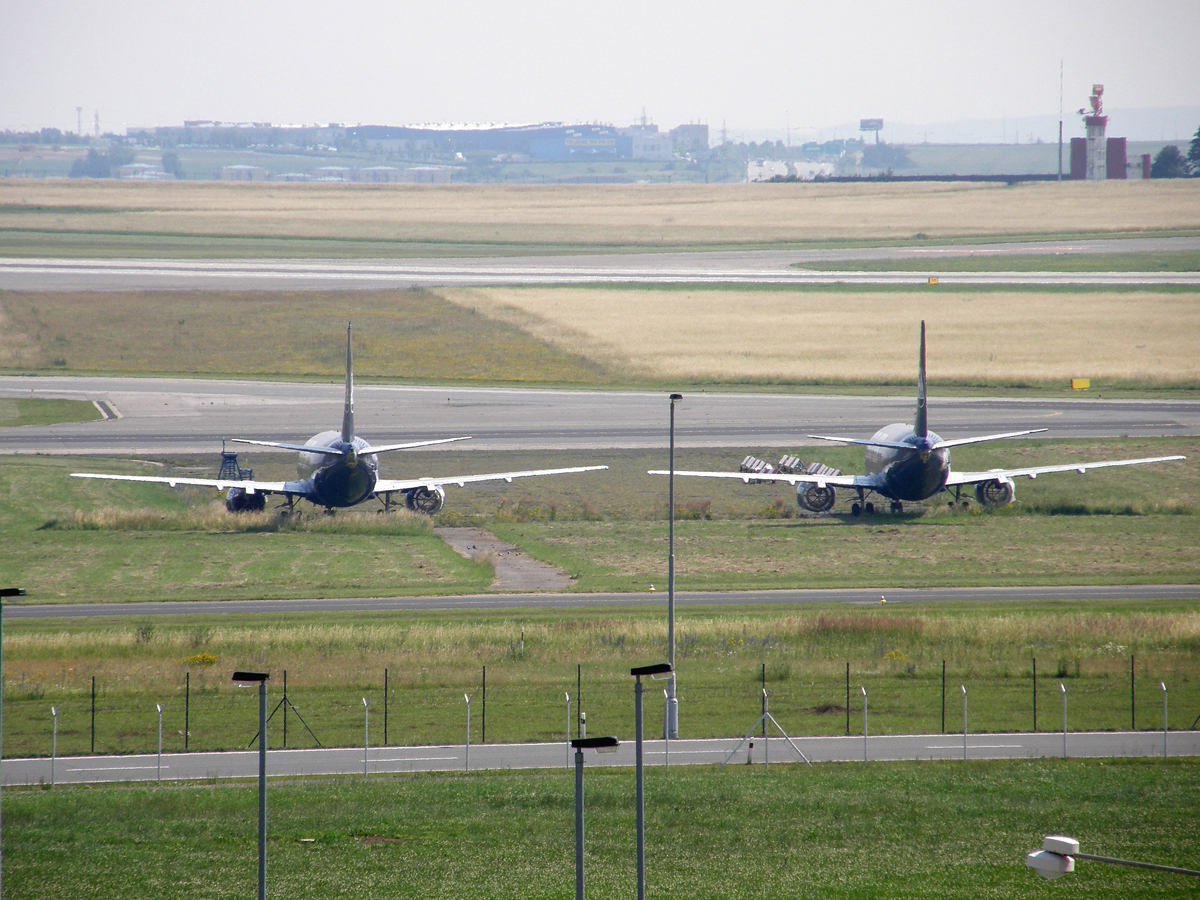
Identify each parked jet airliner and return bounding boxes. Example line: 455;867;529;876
72;325;607;513
651;322;1185;515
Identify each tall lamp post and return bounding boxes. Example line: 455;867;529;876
631;663;672;900
666;392;682;738
233;671;270;900
0;586;25;899
571;736;619;900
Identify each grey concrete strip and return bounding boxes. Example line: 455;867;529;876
435;526;574;591
6;730;1196;786
5;584;1200;620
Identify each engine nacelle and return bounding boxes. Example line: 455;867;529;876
797;484;836;513
975;477;1015;507
405;485;446;515
226;486;266;513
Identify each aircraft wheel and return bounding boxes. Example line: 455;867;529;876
864;502;875;515
890;501;903;514
961;499;970;510
851;503;862;517
948;501;955;509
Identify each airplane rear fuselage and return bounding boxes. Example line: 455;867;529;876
863;423;951;502
298;430;379;508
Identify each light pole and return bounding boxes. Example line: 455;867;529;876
666;392;682;739
50;706;58;787
1161;682;1168;759
861;686;868;763
233;671;269;900
156;703;163;782
0;587;25;898
1061;683;1068;759
572;736;620;900
464;693;471;773
1027;835;1200;880
632;663;672;900
362;697;369;777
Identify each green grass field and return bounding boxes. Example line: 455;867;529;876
5;761;1198;899
0;398;102;427
796;249;1200;272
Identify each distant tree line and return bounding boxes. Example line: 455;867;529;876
0;128;90;146
69;146;136;178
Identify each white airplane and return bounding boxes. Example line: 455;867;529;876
651;321;1185;515
72;325;607;513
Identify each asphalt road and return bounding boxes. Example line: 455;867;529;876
2;376;1197;455
6;729;1195;786
2;236;1200;290
6;584;1199;620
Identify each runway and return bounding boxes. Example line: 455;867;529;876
5;729;1194;786
2;235;1200;290
2;375;1197;455
6;584;1199;620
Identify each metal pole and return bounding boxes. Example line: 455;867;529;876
282;670;287;750
1161;682;1168;759
763;689;769;767
635;677;645;900
482;666;486;745
157;703;163;782
941;660;946;733
846;663;850;736
961;685;968;760
577;665;581;739
464;694;471;773
1;597;4;899
663;689;669;771
384;668;388;747
184;672;189;751
1061;683;1068;759
861;687;868;763
1032;658;1036;732
91;675;96;753
761;664;766;738
51;707;58;787
565;693;571;769
666;394;681;739
1130;655;1135;731
575;746;585;900
257;680;267;900
362;698;369;777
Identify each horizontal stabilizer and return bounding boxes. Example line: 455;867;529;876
365;436;472;453
230;438;347;456
807;434;914;451
933;428;1048;449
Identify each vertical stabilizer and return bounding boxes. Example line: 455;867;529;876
914;320;928;438
341;323;355;442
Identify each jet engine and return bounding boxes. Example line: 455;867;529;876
975;477;1015;507
405;485;446;514
225;486;266;513
797;484;836;513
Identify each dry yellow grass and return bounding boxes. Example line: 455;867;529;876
3;179;1200;247
440;286;1200;385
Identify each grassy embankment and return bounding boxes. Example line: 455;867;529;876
6;761;1199;899
2;179;1199;258
0;398;102;427
3;285;1199;392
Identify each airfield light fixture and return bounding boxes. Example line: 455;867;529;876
666;393;683;739
570;736;620;900
1161;682;1168;758
156;703;164;781
362;697;370;777
464;694;472;772
861;686;868;762
1026;835;1200;881
232;671;270;900
631;664;672;900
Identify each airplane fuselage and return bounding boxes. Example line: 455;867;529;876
297;431;380;508
863;423;951;502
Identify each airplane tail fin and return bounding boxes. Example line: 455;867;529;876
915;320;928;439
341;323;354;443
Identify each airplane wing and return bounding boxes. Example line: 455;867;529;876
375;465;608;493
945;455;1186;486
647;469;875;488
70;473;293;494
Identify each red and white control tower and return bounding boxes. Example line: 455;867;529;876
1079;84;1108;180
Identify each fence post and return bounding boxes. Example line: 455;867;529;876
91;675;96;754
1161;682;1168;759
482;666;487;745
185;672;190;751
282;670;288;750
1061;683;1068;759
384;669;389;747
760;664;766;738
1032;657;1037;733
845;662;850;736
577;665;582;739
941;661;946;734
1130;655;1135;731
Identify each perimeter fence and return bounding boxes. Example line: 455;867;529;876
4;658;1197;759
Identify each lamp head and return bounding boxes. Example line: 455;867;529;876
232;671;269;683
631;663;672;678
571;736;619;752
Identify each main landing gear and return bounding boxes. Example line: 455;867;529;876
946;486;970;511
850;501;876;517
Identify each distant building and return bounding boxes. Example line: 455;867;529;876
627;130;673;161
669;123;709;153
116;163;173;180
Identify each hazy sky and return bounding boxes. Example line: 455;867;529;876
3;0;1198;139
